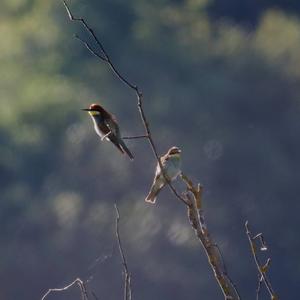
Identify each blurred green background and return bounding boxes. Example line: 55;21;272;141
1;0;300;299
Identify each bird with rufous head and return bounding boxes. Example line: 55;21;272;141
82;103;134;160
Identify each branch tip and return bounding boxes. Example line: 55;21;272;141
245;221;278;299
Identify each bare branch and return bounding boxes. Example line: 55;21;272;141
181;174;241;300
62;1;107;59
122;135;149;140
245;221;279;300
40;206;132;300
74;35;106;61
115;204;132;300
61;0;188;206
256;275;263;300
253;233;268;251
62;2;241;299
41;278;89;300
62;0;136;89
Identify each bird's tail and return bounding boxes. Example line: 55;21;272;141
119;139;134;160
109;136;125;155
145;179;164;204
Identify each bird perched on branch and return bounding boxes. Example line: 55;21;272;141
82;103;134;160
145;146;182;203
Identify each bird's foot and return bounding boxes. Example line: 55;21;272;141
101;131;111;141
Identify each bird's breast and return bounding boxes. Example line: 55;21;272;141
162;157;181;180
92;117;110;138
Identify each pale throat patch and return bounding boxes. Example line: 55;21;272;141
89;111;100;116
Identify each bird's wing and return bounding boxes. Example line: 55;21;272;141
104;116;120;136
108;134;125;154
155;155;167;176
98;122;111;135
160;154;170;167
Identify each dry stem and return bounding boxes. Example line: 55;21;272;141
181;174;240;300
41;278;89;300
115;204;132;300
40;206;132;300
245;221;278;300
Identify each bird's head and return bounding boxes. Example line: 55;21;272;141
81;103;104;116
167;146;181;157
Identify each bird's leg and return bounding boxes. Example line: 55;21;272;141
101;131;111;141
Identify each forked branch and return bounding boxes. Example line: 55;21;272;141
61;1;241;299
181;174;240;300
245;221;279;300
40;206;132;300
62;0;188;206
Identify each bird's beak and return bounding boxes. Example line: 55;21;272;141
81;108;92;111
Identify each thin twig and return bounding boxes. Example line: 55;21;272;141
42;208;129;300
122;135;149;140
62;0;136;89
92;291;100;300
74;34;106;61
41;278;89;300
114;204;132;300
256;275;263;300
40;238;112;300
62;0;189;206
245;221;278;300
253;233;268;251
86;248;115;284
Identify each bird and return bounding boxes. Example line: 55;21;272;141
82;103;134;160
145;146;182;203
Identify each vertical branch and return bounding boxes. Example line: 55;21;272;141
115;204;132;300
245;221;279;300
256;275;263;300
181;173;240;300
